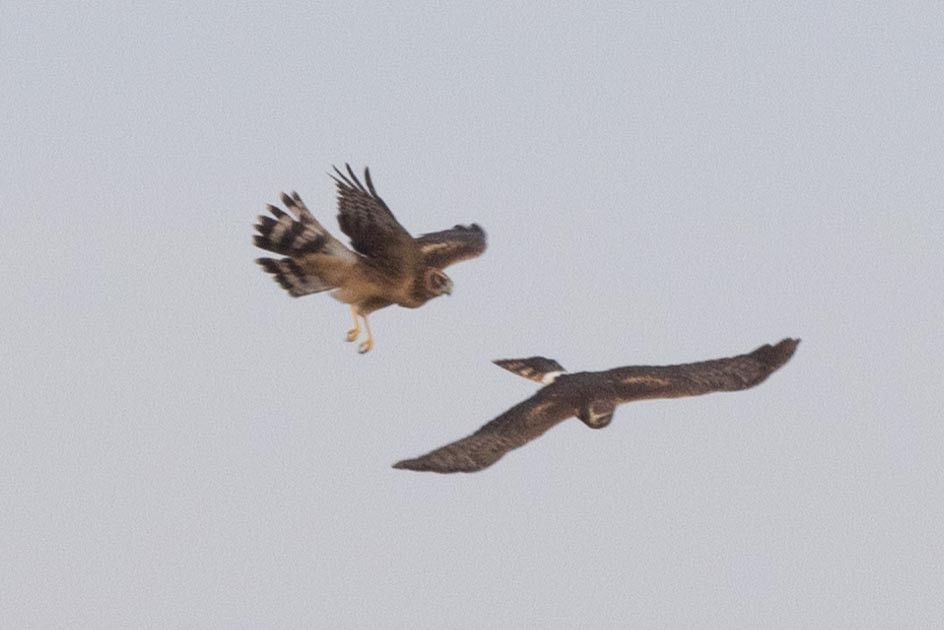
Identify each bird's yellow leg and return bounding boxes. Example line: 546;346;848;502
345;305;360;342
358;315;374;354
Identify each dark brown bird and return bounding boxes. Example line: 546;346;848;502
393;338;799;473
254;165;486;353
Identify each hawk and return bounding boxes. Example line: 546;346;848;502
393;338;799;473
254;164;486;353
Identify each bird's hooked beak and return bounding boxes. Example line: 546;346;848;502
443;279;453;295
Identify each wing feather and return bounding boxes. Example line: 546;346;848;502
392;392;575;473
394;339;799;474
416;224;487;269
331;164;414;267
602;338;800;403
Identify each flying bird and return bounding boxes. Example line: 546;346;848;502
254;165;486;353
393;338;799;473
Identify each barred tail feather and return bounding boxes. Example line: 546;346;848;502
253;192;329;256
492;357;566;384
256;257;334;297
253;191;359;298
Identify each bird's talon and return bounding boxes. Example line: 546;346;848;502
345;328;359;342
358;339;373;354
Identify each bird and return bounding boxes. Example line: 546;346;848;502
393;338;799;473
253;164;486;353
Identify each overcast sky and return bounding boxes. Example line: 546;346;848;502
2;3;942;628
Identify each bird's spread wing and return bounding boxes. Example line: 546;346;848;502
394;339;798;474
331;164;415;267
393;393;575;473
416;224;487;269
602;338;800;403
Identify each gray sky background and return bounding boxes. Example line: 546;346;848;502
2;3;942;627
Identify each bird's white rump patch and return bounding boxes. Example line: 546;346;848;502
541;371;565;385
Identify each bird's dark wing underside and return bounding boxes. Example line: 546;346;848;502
392;394;575;473
331;164;415;266
603;338;800;403
416;224;487;270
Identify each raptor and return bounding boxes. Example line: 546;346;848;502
254;165;486;353
394;338;799;473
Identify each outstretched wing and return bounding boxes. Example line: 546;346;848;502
601;338;800;403
394;339;798;474
331;164;415;268
416;224;487;269
393;392;575;474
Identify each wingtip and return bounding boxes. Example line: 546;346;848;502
781;337;801;356
392;459;478;474
391;458;430;472
329;164;347;185
752;337;801;370
363;166;376;194
330;163;370;194
778;337;801;352
345;162;360;186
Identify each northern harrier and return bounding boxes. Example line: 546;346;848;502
393;338;799;473
254;165;486;353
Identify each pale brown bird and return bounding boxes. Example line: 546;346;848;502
393;338;799;473
254;165;486;353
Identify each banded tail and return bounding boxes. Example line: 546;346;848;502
493;356;567;385
254;192;343;297
254;192;327;256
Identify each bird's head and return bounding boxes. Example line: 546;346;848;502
423;268;453;297
577;399;615;429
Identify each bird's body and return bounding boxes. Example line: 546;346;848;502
254;165;486;352
393;338;800;473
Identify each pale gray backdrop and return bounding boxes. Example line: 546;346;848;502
2;3;942;628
